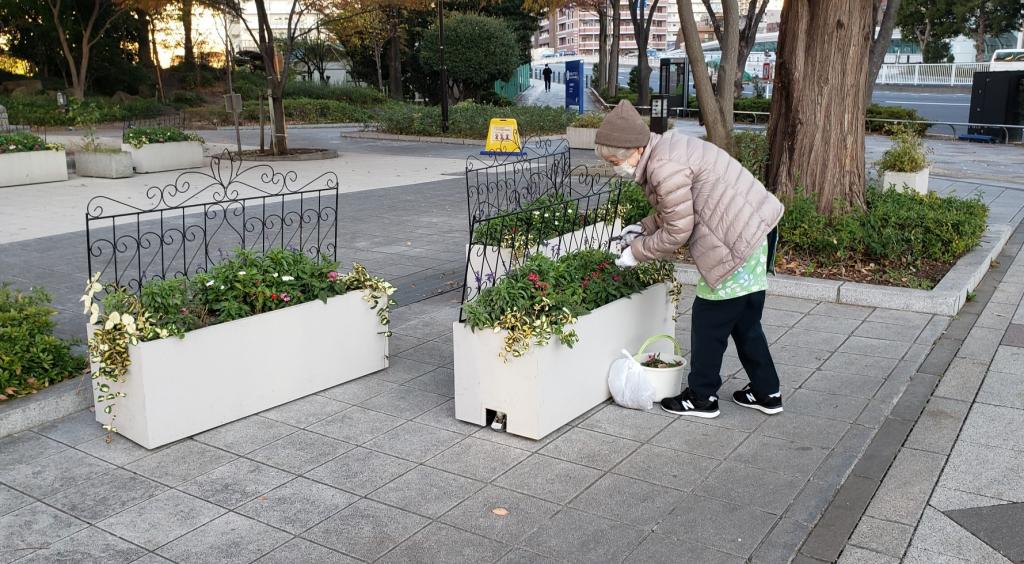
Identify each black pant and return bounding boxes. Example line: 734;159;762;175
544;78;551;91
688;291;780;400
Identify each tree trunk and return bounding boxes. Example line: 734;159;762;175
597;3;608;90
374;46;384;91
137;10;154;69
864;0;901;106
387;12;402;100
766;0;873;214
973;15;987;63
151;26;165;101
677;0;733;151
270;92;288;154
734;0;770;97
607;0;621;95
182;0;195;67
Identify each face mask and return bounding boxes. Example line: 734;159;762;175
613;163;636;178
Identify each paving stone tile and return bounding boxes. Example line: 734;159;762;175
0;432;68;474
787;479;842;526
236;477;358;534
650;418;748;458
0;484;32;517
625;533;742;564
864;448;946;524
802;370;885;399
426;437;530;482
194;416;296;455
494;454;601;504
360;387;449;418
991;345;1024;376
75;434;153;466
902;343;930;366
524;508;646;564
838;336;911;360
370;465;483;518
799;475;881;562
569;473;683;527
255;538;359;564
248;429;353;474
916;316;951;345
392;315;455;340
1;448;113;498
260;395;350;428
578;404;672;441
959;402;1024;452
45;468;166;523
795;314;863;335
749;518;812;564
976;371;1024;409
538;427;639;471
918;338;961;376
904;398;970;455
820;352;899;379
473;425;568;453
811;302;873;320
308;406;404;444
788;389;870;422
758;413;850;448
656;495;777;558
976;301;1016;330
302;499;429;561
763;323;788;344
1003;324;1024;348
156;512;291;564
773;363;816;391
934;358;990;401
440;485;559;544
97;490;225;550
958;327;1005;362
902;546;971;564
379;522;507;564
700;460;805;514
364;421;463;463
728;434;830;480
405;367;456;397
305;447;415;495
318;376;397;404
12;526;147;564
778;329;849;352
866;310;931;329
397;339;454;367
611;443;719;491
837;546;900;564
991;282;1024;305
496;549;563;564
909;507;1009;564
927;486;1009;512
761;308;805;327
848;516;914;558
388;333;427;356
179;458;294;509
854;321;920;344
766;296;818;314
414;399;481;434
767;344;831;369
125;440;236;486
0;502;87;557
34;410;107;446
374;357;437;384
855;399;890;429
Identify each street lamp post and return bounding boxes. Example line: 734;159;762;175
438;0;449;133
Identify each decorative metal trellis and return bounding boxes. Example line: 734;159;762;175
85;150;339;292
122;111;187;132
460;137;627;315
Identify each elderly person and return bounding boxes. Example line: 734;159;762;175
596;100;784;418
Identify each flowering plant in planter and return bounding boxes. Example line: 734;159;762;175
463;249;681;360
82;249;394;433
472;193;617;254
122;126;205;149
0;131;64;154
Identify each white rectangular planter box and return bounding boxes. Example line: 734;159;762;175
89;291;388;449
76;150;134;179
0;150;68;187
566;127;597;150
453;283;675;440
882;168;929;195
465;220;622;300
122;141;204;173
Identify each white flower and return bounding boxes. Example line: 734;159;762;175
88;304;100;325
238;271;246;276
272;273;279;278
281;275;294;282
219;285;225;290
104;311;121;330
205;280;214;287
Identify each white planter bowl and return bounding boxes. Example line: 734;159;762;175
122;140;204;173
566;127;598;150
88;291;388;449
882;168;929;195
632;334;687;401
76;150;134;179
0;149;68;187
453;283;675;440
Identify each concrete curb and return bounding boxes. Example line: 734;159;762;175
0;375;92;439
342;131;484;145
675;224;1011;315
216;123;365;131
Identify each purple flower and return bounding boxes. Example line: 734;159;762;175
281;293;291;302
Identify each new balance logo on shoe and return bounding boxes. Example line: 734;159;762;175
661;388;721;418
733;385;784;415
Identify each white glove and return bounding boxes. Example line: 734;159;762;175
615;247;638;269
620;224;644;245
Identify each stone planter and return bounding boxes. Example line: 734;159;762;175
882;168;929;195
566;127;598;150
453;283;674;440
122;140;204;173
75;150;134;179
0;149;68;187
88;291;389;449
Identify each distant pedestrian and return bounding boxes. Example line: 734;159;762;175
543;65;552;92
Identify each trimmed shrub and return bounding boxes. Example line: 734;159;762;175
377;101;576;138
733;131;769;183
282;81;386;106
0;94;164;126
877;125;929;173
866;103;928;135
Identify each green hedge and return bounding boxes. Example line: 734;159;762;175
186;97;374;126
281;81;387;106
377;101;577;138
0;286;86;400
0;94;164;126
684;97;927;133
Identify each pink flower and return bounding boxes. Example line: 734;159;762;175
612;274;622;282
281;293;291;302
527;273;540;282
327;271;339;281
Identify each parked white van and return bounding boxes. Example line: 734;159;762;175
991;49;1024;71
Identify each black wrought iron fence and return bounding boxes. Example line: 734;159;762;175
122;112;187;132
85;150;339;292
464;137;574;224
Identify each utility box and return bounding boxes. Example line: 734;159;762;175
967;71;1024;143
650;95;669;134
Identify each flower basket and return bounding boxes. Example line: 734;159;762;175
87;290;388;449
76;150;134;179
633;334;687;401
453;283;674;440
566;126;598;150
882;169;929;195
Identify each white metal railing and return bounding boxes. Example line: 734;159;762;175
876;62;990;86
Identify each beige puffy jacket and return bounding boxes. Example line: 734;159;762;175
628;131;784;289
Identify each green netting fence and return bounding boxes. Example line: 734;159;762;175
494;63;531;100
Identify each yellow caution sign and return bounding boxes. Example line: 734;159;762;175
481;118;525;156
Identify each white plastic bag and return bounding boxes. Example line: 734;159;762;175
608;349;657;410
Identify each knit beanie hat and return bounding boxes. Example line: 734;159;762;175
594;100;650;148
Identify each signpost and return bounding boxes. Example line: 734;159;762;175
565;59;584;114
762;61;774;98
